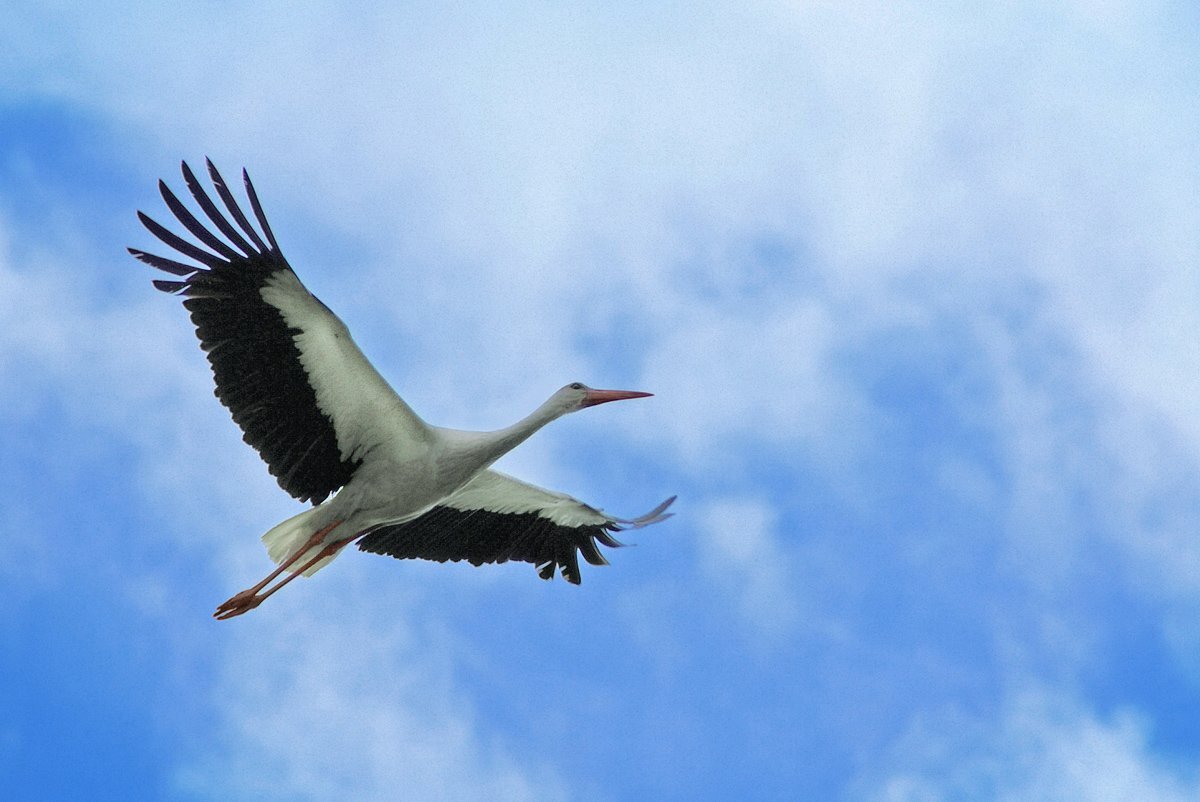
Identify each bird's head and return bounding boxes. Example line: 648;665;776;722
555;382;653;414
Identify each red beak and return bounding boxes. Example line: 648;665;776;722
582;388;653;408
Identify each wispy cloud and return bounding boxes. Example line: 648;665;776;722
697;497;799;640
174;598;567;802
862;688;1200;802
6;1;1200;798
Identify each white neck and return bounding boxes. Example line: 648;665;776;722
438;394;571;477
479;396;569;464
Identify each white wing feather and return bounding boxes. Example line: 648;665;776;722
441;469;676;529
260;269;431;463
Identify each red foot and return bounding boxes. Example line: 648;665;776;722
213;588;264;620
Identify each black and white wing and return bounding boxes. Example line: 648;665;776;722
357;470;675;584
129;160;427;504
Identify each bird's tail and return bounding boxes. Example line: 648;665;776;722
260;507;339;577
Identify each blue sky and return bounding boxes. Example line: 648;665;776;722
4;2;1200;800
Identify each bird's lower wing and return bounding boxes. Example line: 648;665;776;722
357;470;675;583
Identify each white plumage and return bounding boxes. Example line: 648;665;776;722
130;160;673;619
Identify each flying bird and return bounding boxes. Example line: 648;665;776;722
129;160;674;619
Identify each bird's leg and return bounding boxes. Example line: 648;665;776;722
213;520;343;620
243;533;363;609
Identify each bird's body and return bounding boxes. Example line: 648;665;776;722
130;160;672;618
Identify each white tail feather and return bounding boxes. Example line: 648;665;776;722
261;507;342;577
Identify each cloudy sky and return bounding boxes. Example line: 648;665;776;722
4;2;1200;800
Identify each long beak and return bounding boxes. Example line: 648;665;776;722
582;388;653;408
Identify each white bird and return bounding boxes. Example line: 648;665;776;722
130;160;674;620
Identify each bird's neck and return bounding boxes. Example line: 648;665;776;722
436;397;568;488
480;398;566;463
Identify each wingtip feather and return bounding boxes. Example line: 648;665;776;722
206;159;269;252
609;495;677;529
152;278;189;293
242;167;280;251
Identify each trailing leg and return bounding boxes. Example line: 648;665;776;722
213;520;343;620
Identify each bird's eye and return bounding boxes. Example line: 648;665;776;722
569;382;584;390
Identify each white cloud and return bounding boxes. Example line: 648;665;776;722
862;689;1200;802
20;0;1187;474
173;592;567;802
697;497;799;640
7;2;1200;797
0;227;282;551
11;0;1196;650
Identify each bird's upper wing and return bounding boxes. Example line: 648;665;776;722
357;469;675;583
129;160;428;504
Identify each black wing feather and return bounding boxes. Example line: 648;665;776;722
129;160;360;504
207;159;270;252
243;168;281;252
129;248;196;277
357;508;628;585
158;180;242;260
182;161;257;257
137;211;227;269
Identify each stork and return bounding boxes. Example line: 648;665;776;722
129;160;674;620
